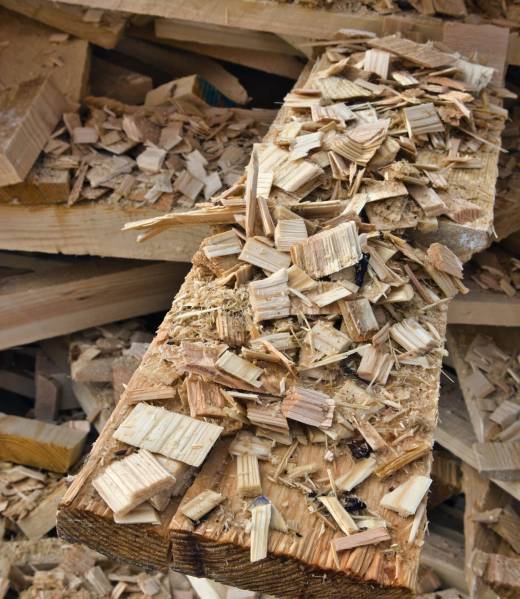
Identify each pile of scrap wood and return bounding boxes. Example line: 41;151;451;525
54;29;515;599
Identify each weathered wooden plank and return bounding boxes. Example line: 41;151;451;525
448;285;520;327
0;0;127;49
0;204;209;262
0;253;189;349
55;0;520;65
0;7;89;103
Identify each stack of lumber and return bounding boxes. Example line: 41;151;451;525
55;28;509;598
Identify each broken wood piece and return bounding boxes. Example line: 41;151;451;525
340;299;378;342
216;350;263;388
250;496;271;562
404;103;444;137
249;268;290;322
237;454;262;497
114;502;160;525
357;346;393;385
473;442;520;481
0;414;87;473
380;475;432;517
113;403;223;467
318;496;358;535
282;386;334;429
335;456;377;492
390;319;436;354
93;449;176;517
291;222;362;278
17;479;67;539
333;527;390;552
275;219;308;252
239;238;291;272
408;185;447;217
180;490;225;521
0;77;65;186
427;243;463;279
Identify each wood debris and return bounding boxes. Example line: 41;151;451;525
93;449;176;517
181;489;225;521
380;475;432;516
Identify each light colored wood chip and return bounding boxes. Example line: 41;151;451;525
331;120;389;166
340;298;379;342
229;431;273;461
92;449;176;517
333;527;391;552
380;474;432;516
247;404;289;434
407;184;447;217
290;132;322;161
404;103;445;137
237;454;262;496
113;403;223;467
282;386;335;429
355;419;387;451
249;268;291;322
357;346;394;385
489;400;520;429
426;243;463;278
287;265;318;292
363;49;391;79
181;490;225;521
216;350;263;388
463;369;495;400
239;238;291;272
390;318;436;354
306;321;352;356
335;456;377;492
273;159;323;194
369;35;454;69
307;282;356;307
114;502;160;525
319;496;359;535
136;146;166;173
203;230;242;259
250;497;271;562
291;222;362;279
186;375;226;418
275;219;308;252
315;77;371;101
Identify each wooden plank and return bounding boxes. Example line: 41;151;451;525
0;204;210;262
55;0;520;66
0;7;89;103
56;37;503;598
448;284;520;327
0;416;87;472
0;253;189;349
130;25;304;80
0;0;126;49
0;77;66;186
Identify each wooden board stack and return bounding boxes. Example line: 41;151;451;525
54;31;508;598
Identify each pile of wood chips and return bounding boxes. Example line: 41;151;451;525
91;31;508;568
38;87;271;210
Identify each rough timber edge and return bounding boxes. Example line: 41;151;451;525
54;0;520;66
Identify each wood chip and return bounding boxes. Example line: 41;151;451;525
319;496;358;535
250;497;271;562
237;454;262;496
333;527;390;552
282;386;335;429
380;475;432;516
113;403;223;467
92;449;176;517
181;490;225;521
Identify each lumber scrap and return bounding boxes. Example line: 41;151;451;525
57;36;503;598
0;77;66;187
0;0;127;48
0;8;89;103
0;416;87;473
0;253;189;350
55;0;520;66
16;479;68;539
448;284;520;327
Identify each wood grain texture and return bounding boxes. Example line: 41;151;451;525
0;77;66;186
0;203;209;261
0;253;189;349
0;7;89;103
448;284;520;327
0;0;126;49
55;0;520;65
